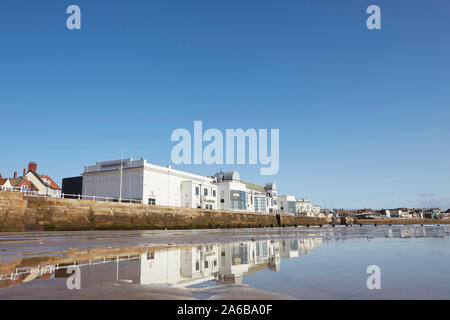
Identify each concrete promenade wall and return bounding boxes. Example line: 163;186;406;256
0;191;329;231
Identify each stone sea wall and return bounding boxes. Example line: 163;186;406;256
0;191;329;231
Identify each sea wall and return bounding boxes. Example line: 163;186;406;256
0;191;329;231
0;191;35;230
355;218;446;225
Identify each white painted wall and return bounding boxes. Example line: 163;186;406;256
82;158;217;207
216;180;247;211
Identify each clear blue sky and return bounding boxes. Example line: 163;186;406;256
1;0;449;210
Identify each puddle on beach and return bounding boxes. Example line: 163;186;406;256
0;225;449;300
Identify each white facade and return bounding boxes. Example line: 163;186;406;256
24;171;61;197
213;171;278;214
278;195;297;214
296;198;312;216
265;183;278;214
82;158;217;209
311;204;321;214
242;182;267;213
0;179;13;190
215;172;247;212
381;209;391;218
296;198;322;217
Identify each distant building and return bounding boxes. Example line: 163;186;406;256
389;208;412;219
311;204;321;215
278;195;297;214
296;198;312;216
380;209;391;218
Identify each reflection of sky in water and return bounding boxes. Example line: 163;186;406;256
243;237;450;299
0;225;449;299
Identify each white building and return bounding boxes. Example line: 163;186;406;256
213;171;278;213
296;198;323;217
264;183;278;214
278;195;297;214
296;198;312;216
311;204;321;215
380;209;391;218
241;180;267;213
390;208;412;219
214;171;247;212
82;158;217;209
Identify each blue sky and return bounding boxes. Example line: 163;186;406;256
1;0;449;210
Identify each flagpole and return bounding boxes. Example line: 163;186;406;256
119;149;123;203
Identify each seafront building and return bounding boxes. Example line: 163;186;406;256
213;171;278;213
214;171;247;211
278;195;297;214
82;158;217;209
296;198;312;216
82;158;281;213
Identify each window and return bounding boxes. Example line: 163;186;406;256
195;187;199;196
230;190;246;210
288;201;297;214
204;261;209;268
254;196;267;213
147;252;155;260
204;188;208;196
213;190;216;197
214;260;217;266
220;199;224;203
148;198;156;205
195;261;200;271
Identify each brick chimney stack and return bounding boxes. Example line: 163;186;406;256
0;173;2;179
23;168;26;177
14;171;17;178
28;162;37;172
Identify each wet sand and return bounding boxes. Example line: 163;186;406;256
0;224;448;300
1;224;447;263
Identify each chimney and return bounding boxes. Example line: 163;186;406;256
28;162;37;172
14;171;17;179
0;173;2;179
23;168;26;177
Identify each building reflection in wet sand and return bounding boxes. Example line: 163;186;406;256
0;238;323;290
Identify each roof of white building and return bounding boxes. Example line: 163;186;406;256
214;171;240;182
83;158;214;182
265;183;277;191
240;180;265;193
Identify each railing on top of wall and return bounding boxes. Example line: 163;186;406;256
0;186;142;204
